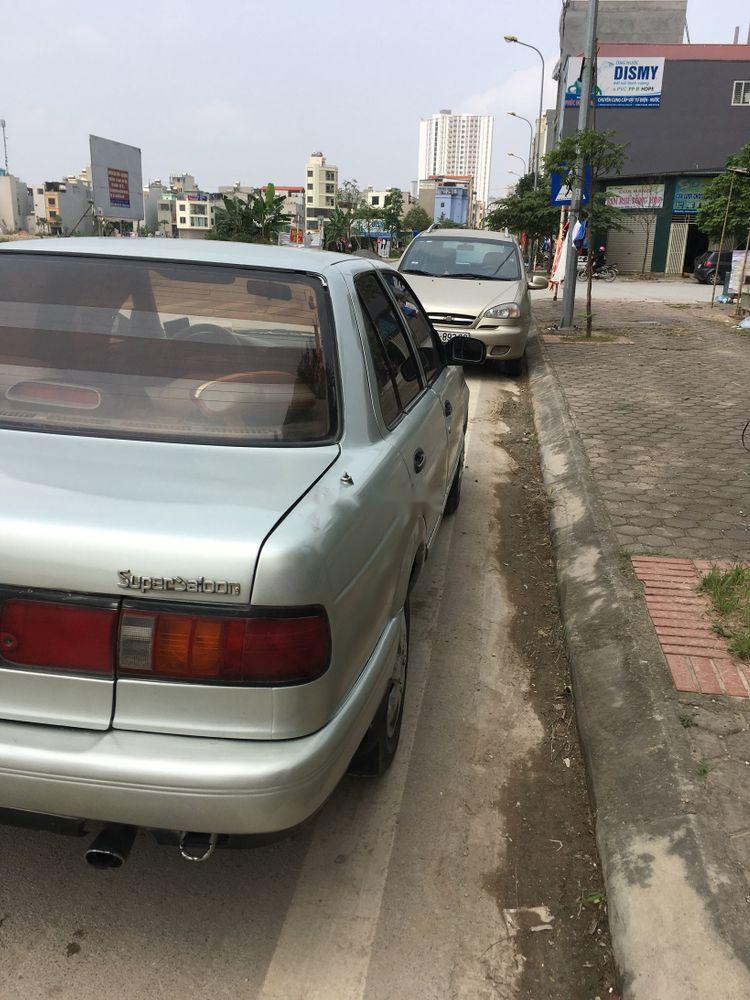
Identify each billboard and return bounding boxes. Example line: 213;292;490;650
673;177;710;214
566;56;665;108
605;183;665;210
90;135;144;221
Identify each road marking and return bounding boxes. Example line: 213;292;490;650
257;385;484;1000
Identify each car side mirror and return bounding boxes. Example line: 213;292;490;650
528;275;549;291
444;335;486;366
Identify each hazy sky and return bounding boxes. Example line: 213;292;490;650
3;0;749;199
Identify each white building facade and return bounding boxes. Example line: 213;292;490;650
304;152;338;234
417;110;494;215
0;173;32;234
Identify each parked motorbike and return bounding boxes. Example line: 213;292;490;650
577;257;618;282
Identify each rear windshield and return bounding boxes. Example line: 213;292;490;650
0;253;338;445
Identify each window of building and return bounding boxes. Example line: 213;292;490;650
325;184;334;194
355;272;423;423
326;171;335;181
48;198;56;207
307;170;313;177
371;195;380;206
307;196;313;203
179;216;186;224
732;81;750;106
326;197;334;206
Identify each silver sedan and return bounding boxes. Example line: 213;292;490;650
0;238;483;865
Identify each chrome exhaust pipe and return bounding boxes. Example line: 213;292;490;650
179;831;218;862
85;824;137;869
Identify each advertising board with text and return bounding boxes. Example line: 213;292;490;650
89;135;144;221
566;56;665;108
605;184;665;210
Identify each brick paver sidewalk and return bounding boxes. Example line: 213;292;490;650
535;295;750;879
534;299;750;561
632;555;749;697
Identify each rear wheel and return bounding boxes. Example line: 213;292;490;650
348;604;409;776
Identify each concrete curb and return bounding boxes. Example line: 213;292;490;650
526;331;750;999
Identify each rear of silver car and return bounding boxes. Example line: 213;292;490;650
0;247;389;861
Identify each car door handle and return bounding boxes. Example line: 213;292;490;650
414;448;427;474
444;400;453;418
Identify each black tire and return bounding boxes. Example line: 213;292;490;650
444;447;464;515
703;270;715;285
504;353;525;377
348;604;409;777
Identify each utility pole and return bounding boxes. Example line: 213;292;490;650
0;119;8;174
560;0;598;329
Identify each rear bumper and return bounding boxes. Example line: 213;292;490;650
0;617;399;835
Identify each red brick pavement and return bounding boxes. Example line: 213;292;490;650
632;556;750;698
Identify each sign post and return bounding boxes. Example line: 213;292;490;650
560;0;598;330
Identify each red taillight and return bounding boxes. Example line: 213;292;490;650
118;609;330;684
0;600;116;674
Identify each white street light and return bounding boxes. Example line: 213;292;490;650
504;36;545;189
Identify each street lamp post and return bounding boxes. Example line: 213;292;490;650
507;112;533;181
504;36;545;188
508;151;527;174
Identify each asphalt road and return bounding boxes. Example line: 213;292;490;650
0;371;605;999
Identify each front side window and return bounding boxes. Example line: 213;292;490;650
355;272;423;420
381;272;443;383
0;254;338;445
732;81;750;106
401;236;521;281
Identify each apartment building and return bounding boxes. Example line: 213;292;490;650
417;175;476;227
0;172;32;234
175;192;219;239
364;187;416;212
32;174;95;235
304;152;338;234
417;110;493;215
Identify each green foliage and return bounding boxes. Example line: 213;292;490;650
700;564;750;661
382;188;404;235
402;204;432;233
484;178;560;243
435;218;462;229
544;129;628;185
323;207;355;248
337;179;363;211
208;184;291;244
696;143;750;242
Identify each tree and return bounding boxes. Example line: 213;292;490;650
323;207;353;249
382;188;404;237
545;129;628;336
484;173;560;245
337;179;363;211
208;184;290;244
403;204;432;233
696;143;750;243
434;218;462;229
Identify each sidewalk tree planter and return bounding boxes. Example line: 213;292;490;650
545;130;627;337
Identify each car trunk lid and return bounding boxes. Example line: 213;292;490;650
0;429;338;730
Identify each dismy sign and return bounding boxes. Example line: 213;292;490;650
566;56;665;108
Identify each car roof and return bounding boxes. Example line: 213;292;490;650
411;228;516;243
0;237;354;273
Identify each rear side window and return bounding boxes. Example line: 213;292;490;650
381;272;444;384
355;272;423;422
0;254;338;445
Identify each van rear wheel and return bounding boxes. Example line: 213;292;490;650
348;604;409;776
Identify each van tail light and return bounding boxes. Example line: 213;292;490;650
0;600;116;674
118;609;331;684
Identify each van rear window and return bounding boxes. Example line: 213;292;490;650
0;253;338;445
